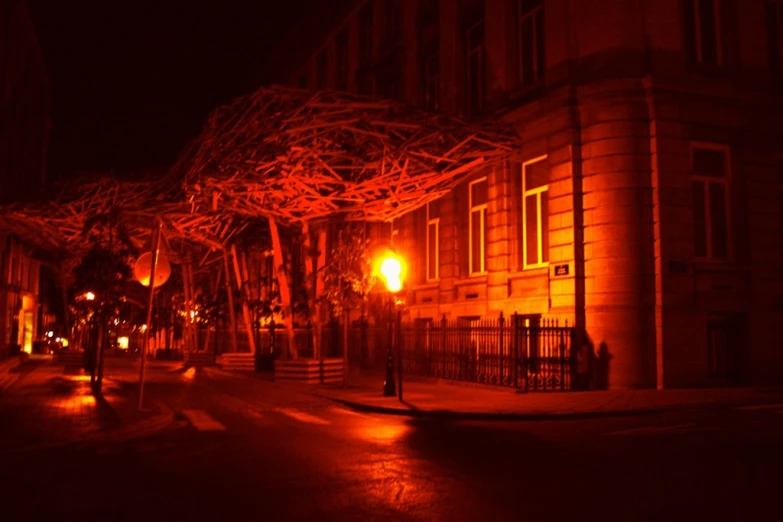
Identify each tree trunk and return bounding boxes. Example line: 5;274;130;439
222;250;239;353
269;218;297;359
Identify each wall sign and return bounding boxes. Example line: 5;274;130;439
554;264;569;276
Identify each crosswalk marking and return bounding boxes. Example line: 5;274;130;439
277;408;331;425
735;403;783;411
182;409;226;431
0;373;19;392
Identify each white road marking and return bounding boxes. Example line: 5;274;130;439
277;408;331;425
182;409;226;431
0;373;19;392
607;423;727;436
736;403;783;411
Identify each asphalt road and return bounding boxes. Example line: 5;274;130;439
2;360;782;522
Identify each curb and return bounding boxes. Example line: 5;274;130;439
195;365;783;422
321;396;667;421
318;395;783;422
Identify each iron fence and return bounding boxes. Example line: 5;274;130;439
204;312;580;392
400;314;577;392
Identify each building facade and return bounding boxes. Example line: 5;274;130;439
0;0;52;356
286;0;783;389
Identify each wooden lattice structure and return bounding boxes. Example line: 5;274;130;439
177;85;519;225
0;85;520;358
0;175;239;263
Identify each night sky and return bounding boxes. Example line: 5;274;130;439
29;0;353;180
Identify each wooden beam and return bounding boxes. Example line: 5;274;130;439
269;218;297;359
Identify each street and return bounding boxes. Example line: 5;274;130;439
2;359;782;522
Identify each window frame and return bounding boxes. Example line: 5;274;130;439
358;3;374;65
424;50;440;111
687;0;723;66
769;1;783;79
469;177;488;276
426;200;440;282
777;156;783;258
315;50;328;89
522;155;549;269
690;142;732;262
465;17;486;117
335;29;349;91
517;0;545;87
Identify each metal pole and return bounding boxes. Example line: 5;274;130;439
397;307;403;402
382;294;396;396
138;223;161;411
343;311;349;388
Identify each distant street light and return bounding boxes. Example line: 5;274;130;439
379;252;404;397
85;291;96;301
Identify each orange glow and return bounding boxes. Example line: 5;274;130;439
117;336;129;349
85;292;95;301
356;422;409;445
379;254;404;293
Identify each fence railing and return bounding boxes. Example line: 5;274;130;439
399;314;577;392
182;313;580;392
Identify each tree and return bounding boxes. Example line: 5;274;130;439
319;224;376;320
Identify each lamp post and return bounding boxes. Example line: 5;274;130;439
380;254;403;397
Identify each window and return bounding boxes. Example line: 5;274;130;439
683;0;722;66
316;50;327;89
359;3;374;65
778;159;783;255
518;0;544;87
426;199;440;281
691;144;730;260
423;51;440;111
766;2;783;80
469;177;488;275
336;30;348;91
386;0;402;40
465;15;486;117
522;157;549;268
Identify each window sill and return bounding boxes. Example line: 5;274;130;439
412;281;439;291
508;266;549;280
455;274;488;286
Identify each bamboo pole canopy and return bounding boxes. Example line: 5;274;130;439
175;85;519;225
0;85;519;263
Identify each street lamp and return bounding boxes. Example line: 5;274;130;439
379;253;403;397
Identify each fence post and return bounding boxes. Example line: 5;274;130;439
560;321;566;391
513;312;519;390
499;312;505;386
441;314;447;379
360;314;367;368
269;321;276;358
397;308;403;402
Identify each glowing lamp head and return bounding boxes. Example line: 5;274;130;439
85;292;96;301
380;256;403;293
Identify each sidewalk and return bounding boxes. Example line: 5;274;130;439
0;359;175;450
273;369;783;420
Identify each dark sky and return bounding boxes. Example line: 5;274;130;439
29;0;351;179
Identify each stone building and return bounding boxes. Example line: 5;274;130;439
284;0;783;389
0;0;52;356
